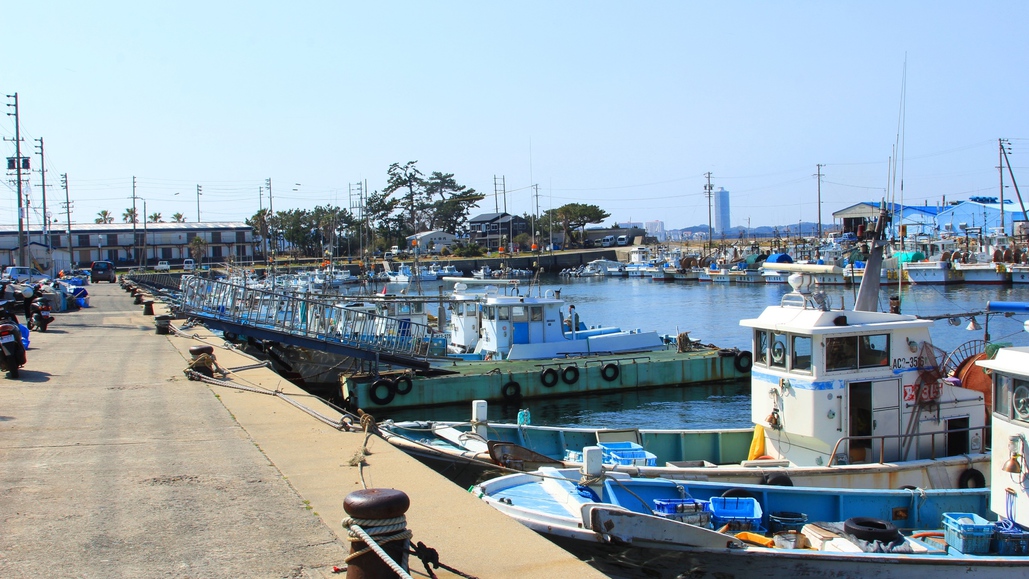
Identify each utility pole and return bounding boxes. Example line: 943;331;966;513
265;177;273;254
704;172;713;251
5;93;27;266
131;176;138;266
196;184;202;222
1000;139;1028;241
815;164;824;242
36;138;51;275
61;174;73;271
999;138;1006;233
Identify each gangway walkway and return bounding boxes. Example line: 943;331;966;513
172;276;439;370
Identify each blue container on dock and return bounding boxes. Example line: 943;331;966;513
598;441;657;467
710;496;763;531
943;512;993;555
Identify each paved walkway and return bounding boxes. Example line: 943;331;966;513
0;281;605;578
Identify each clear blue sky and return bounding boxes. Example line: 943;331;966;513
2;1;1027;234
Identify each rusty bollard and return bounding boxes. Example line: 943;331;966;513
342;488;411;578
142;300;154;316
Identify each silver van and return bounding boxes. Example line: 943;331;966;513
616;235;629;246
601;235;616;247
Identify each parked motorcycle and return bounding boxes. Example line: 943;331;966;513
27;292;53;332
0;301;27;378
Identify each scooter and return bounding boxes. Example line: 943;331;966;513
0;302;27;378
28;296;53;332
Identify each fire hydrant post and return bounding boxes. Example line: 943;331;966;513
343;488;411;579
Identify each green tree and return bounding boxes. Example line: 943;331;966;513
245;209;270;257
189;235;207;262
172;213;186;223
148;212;163;223
423;171;482;233
95;210;115;224
383;161;427;240
549;203;611;247
122;207;138;223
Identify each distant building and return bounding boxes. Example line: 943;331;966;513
645;220;666;242
466;212;528;250
406;230;456;252
937;198;1027;237
714;187;731;236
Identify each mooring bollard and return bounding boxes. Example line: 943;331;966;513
342;488;411;579
154;314;172;335
142;300;154;316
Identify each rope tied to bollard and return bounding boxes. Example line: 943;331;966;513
342;515;413;577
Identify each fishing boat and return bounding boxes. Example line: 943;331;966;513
377;204;995;489
463;302;1029;578
341;277;749;410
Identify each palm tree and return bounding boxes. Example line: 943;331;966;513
148;212;163;223
95;210;114;224
122;207;138;223
172;213;186;223
189;236;207;262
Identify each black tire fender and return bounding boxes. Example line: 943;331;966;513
734;350;753;373
720;488;755;499
763;472;794;487
501;381;521;400
540;367;559;387
600;363;619;382
561;365;580;384
843;517;900;542
393;375;413;396
369;378;396;406
958;468;986;489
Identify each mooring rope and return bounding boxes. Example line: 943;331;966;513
342;516;413;578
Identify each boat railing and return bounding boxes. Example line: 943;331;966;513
178;276;442;359
826;424;988;466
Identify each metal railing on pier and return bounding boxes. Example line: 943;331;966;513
177;276;442;367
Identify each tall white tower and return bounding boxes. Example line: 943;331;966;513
714;187;731;237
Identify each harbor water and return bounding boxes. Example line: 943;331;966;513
372;274;1029;428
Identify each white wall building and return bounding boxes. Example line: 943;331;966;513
714;187;731;236
645;220;666;242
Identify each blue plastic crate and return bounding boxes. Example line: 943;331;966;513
943;512;993;555
598;441;657;466
653;498;709;515
710;497;763;531
993;532;1029;556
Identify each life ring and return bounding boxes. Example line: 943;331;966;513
561;365;580;384
763;473;794;487
393;375;413;396
369;378;396;405
843;517;900;543
502;381;521;400
600;363;619;382
734;350;753;373
957;468;986;489
540;368;559;387
771;342;786;363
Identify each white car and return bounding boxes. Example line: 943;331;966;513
3;266;50;284
155;261;170;271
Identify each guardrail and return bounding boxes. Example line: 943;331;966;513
827;425;988;466
177;276;442;361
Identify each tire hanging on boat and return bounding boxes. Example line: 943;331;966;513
393;375;413;396
734;350;754;373
957;468;986;489
369;378;396;405
843;517;900;542
600;363;619;382
763;472;794;487
561;365;580;385
540;368;559;387
502;381;521;400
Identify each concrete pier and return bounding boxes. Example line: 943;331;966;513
0;282;605;578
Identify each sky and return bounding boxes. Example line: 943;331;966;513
2;1;1028;235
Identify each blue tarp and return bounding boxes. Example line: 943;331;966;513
765;253;794;264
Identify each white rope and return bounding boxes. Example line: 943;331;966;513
342;516;413;578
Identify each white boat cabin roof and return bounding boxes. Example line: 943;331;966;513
740;306;933;336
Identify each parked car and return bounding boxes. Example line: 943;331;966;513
90;261;117;283
3;266;50;284
155;261;170;271
182;259;195;271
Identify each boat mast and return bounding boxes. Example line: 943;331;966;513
853;201;890;312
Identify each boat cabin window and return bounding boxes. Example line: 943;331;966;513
484;306;494;319
996;375;1029;423
498;307;510;321
754;331;769;366
511;306;527;323
530;306;543;322
769;333;788;369
791;336;812;373
826;334;891;371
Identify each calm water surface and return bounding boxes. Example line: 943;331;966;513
381;275;1029;429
